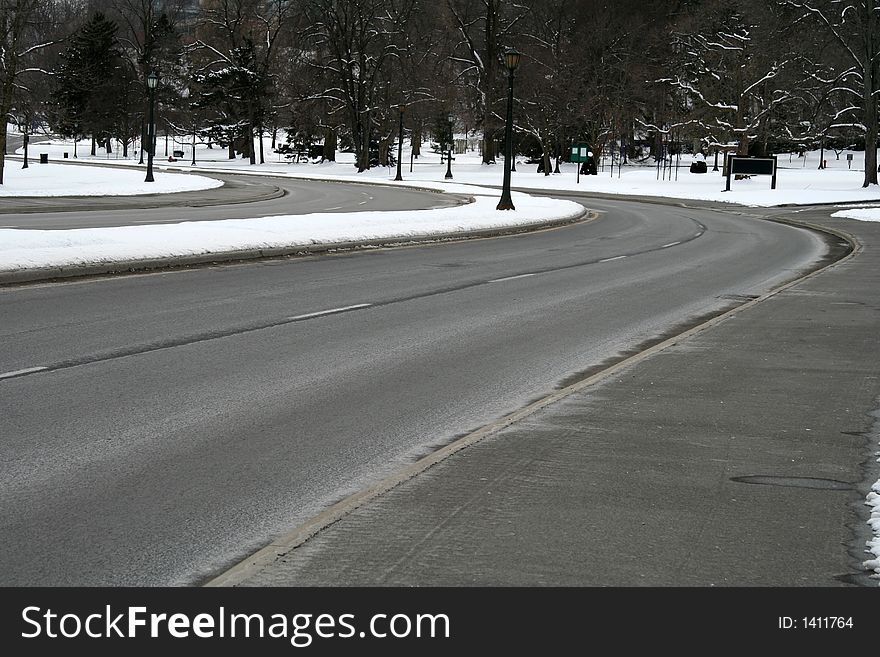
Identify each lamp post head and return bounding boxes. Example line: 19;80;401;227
503;48;522;73
146;71;159;89
399;103;405;113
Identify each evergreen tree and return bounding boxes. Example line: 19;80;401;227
50;12;133;150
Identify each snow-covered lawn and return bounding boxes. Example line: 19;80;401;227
0;160;222;196
11;136;880;209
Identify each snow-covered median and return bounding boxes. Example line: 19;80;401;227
831;207;880;222
0;162;222;196
0;191;585;274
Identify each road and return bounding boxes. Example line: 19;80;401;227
0;193;830;585
0;170;463;226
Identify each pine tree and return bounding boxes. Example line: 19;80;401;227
50;13;132;149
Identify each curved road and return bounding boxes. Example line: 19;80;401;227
0;188;831;585
0;169;464;227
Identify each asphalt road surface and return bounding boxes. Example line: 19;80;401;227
0;194;830;585
0;169;463;227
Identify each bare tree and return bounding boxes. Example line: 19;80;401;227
0;0;64;183
192;0;296;164
106;0;187;157
303;0;415;172
782;0;880;186
444;0;530;164
657;0;801;165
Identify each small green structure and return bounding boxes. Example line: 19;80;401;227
570;143;591;163
570;143;593;182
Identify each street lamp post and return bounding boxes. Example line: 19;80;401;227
21;126;28;169
445;113;454;179
395;104;405;181
145;71;158;182
497;47;521;210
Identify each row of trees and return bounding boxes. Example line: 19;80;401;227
1;0;878;186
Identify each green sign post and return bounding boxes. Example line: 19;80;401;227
570;143;590;183
570;143;591;162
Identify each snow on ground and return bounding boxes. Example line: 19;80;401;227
14;136;880;207
830;207;880;222
0;160;222;196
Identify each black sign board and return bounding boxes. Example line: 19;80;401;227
726;155;777;191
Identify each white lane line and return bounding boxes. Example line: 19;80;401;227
661;241;682;248
324;206;345;211
599;255;627;262
0;366;48;380
358;201;368;205
287;304;372;321
488;273;537;283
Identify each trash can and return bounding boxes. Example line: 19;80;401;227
39;153;48;164
63;152;69;158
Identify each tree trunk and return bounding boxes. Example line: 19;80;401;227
861;1;879;186
357;111;370;172
481;4;498;164
361;119;370;170
482;133;495;164
863;64;878;186
0;126;6;184
228;129;235;159
0;79;12;183
412;124;421;158
379;136;389;167
542;138;551;177
323;127;336;161
91;135;97;156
